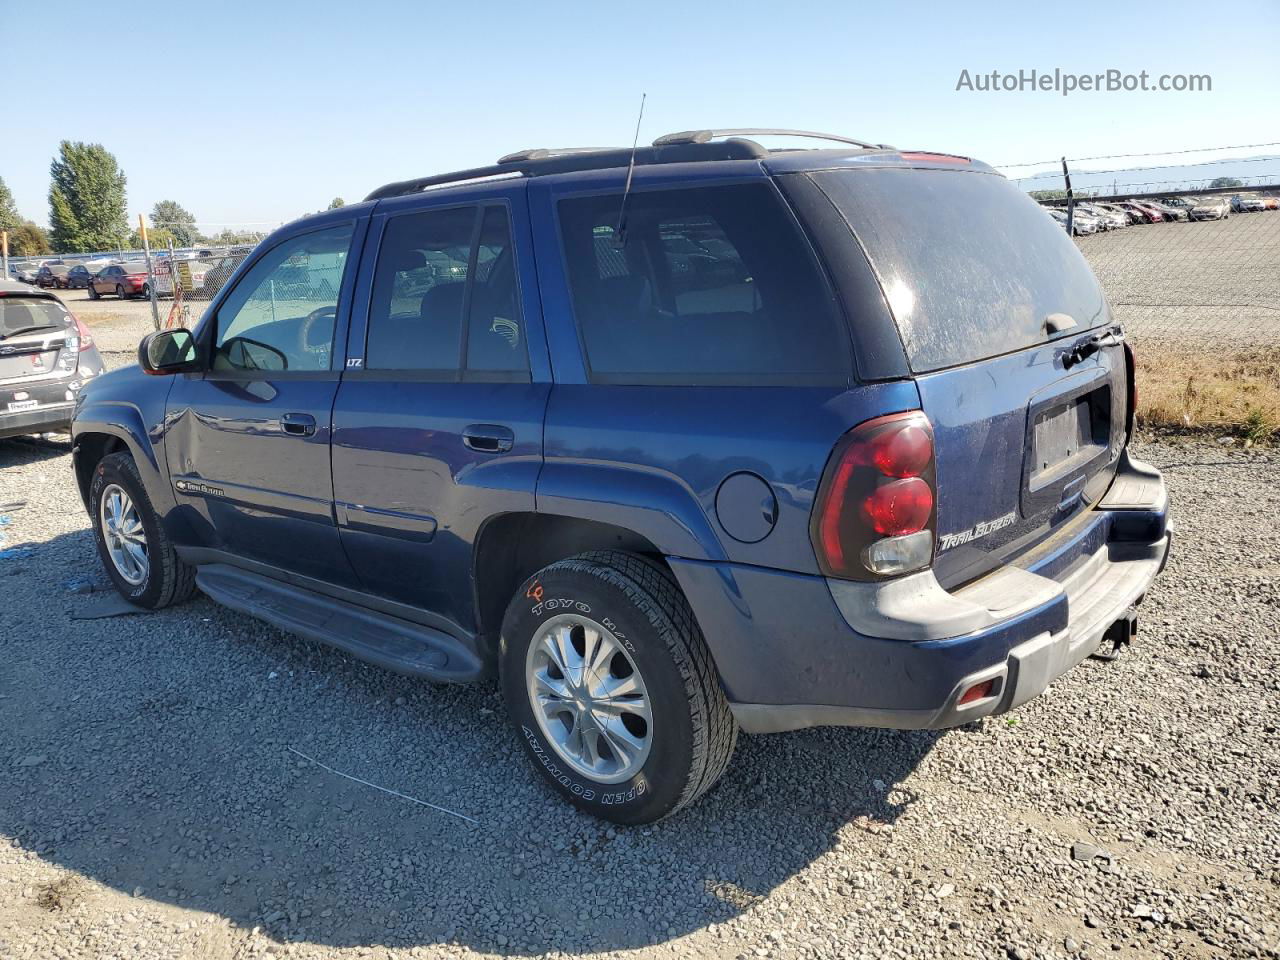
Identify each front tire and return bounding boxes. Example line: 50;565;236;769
88;284;99;300
499;552;737;824
89;452;196;609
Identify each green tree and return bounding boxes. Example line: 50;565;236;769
327;197;345;210
209;228;265;246
0;176;21;234
150;200;199;247
48;141;129;252
1209;176;1243;189
8;222;51;256
131;226;177;250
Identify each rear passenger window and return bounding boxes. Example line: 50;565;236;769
558;183;850;385
366;204;528;377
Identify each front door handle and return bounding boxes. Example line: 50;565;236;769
462;424;514;453
281;412;317;437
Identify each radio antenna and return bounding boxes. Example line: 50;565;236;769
612;93;646;249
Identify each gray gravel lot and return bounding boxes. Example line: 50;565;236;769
1;311;1277;960
1076;211;1280;344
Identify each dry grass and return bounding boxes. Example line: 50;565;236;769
1136;343;1280;443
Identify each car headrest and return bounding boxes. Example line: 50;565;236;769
419;281;466;321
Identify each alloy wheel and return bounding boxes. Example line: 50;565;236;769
525;613;652;783
99;483;148;585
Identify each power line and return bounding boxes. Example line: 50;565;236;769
1009;155;1280;183
992;140;1280;169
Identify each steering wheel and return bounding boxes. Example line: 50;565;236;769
299;305;336;358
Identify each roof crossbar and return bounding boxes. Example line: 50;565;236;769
652;128;882;149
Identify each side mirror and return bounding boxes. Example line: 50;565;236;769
138;328;200;376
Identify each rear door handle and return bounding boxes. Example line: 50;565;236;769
462;424;514;453
281;412;317;437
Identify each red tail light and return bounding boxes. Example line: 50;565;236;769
72;315;94;351
126;273;147;282
812;411;937;580
1123;340;1137;440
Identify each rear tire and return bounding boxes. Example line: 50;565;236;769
499;551;736;824
89;452;196;609
115;284;126;299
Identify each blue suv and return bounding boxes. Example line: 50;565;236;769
71;129;1171;824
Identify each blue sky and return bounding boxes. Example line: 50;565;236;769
3;0;1277;231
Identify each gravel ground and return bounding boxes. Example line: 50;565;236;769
1076;211;1280;344
1;316;1277;960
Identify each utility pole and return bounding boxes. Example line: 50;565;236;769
1062;158;1075;237
139;214;161;330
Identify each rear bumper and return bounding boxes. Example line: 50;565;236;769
0;401;75;439
672;451;1170;735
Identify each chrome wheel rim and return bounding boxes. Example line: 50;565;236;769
100;483;148;586
525;613;652;783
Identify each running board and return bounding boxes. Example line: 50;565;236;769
195;564;483;682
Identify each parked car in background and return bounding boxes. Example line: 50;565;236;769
0;281;105;439
1144;200;1189;222
87;262;149;300
1091;202;1143;225
65;265;97;289
1262;196;1279;211
1117;201;1162;224
1046;207;1099;235
72;132;1168;823
198;252;250;298
1159;197;1197;216
1077;203;1127;230
36;263;72;288
1231;194;1266;213
1190;196;1231;221
7;263;40;284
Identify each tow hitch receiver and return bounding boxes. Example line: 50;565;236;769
1092;607;1138;662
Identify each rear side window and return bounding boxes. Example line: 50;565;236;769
366;204;528;377
811;168;1108;372
558;182;850;385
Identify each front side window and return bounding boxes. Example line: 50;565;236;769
558;182;850;384
366;204;527;375
212;225;353;373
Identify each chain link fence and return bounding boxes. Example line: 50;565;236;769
994;146;1280;437
993;145;1280;346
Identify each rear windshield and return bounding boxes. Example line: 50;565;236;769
0;297;68;339
811;168;1108;372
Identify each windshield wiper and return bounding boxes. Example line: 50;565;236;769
0;324;61;340
1062;325;1124;369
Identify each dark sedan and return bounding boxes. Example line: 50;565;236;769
36;263;72;288
65;264;98;289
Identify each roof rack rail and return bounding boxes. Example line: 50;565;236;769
652;128;883;149
496;147;614;164
364;132;882;202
